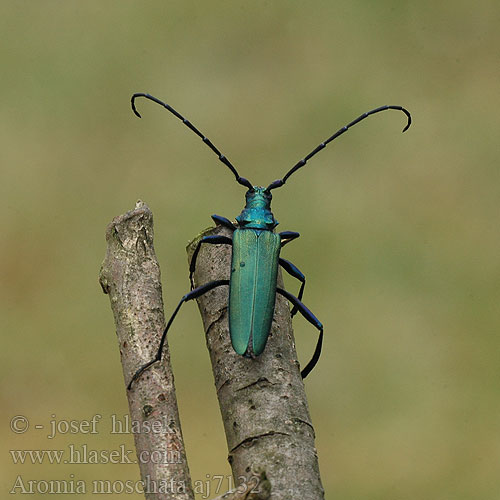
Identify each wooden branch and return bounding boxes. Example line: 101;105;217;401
99;201;194;500
211;470;271;500
188;224;325;500
99;201;321;499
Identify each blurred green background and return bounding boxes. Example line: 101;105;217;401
2;1;499;498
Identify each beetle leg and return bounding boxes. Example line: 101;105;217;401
279;258;306;317
189;234;233;289
211;214;237;231
276;287;323;379
128;279;229;390
279;231;300;247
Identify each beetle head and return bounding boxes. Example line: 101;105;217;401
235;187;278;230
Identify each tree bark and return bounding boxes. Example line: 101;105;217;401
187;224;324;500
99;201;194;500
99;201;322;499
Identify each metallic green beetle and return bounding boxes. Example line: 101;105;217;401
127;93;411;389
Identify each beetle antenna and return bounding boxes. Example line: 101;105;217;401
267;105;411;191
132;93;254;190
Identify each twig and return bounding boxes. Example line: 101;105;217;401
100;201;323;499
99;201;194;500
188;224;324;500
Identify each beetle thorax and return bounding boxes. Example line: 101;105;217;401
235;186;279;230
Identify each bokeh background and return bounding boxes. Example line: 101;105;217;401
2;1;499;498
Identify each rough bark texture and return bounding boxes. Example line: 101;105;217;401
211;470;271;500
99;201;194;500
99;201;321;500
188;224;324;500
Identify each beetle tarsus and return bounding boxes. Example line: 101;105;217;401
300;328;323;379
127;358;159;390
